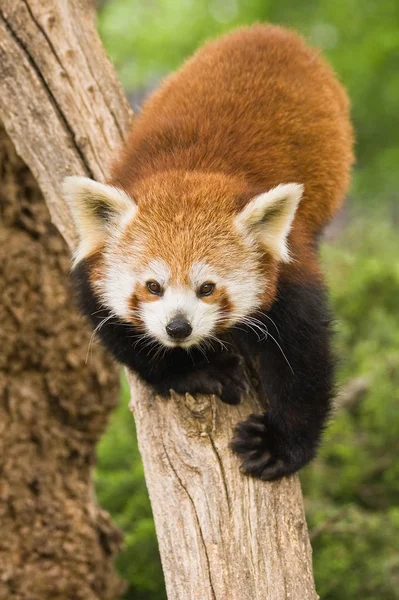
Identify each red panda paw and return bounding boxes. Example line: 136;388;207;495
153;370;224;399
209;354;249;405
231;413;314;481
153;354;248;405
215;369;249;405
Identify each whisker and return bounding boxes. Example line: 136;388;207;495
201;338;213;353
236;318;262;341
207;334;229;352
256;312;281;338
237;315;270;340
90;308;109;317
228;313;293;373
129;333;149;348
266;330;295;375
151;343;167;363
196;342;210;362
85;314;115;364
186;347;196;366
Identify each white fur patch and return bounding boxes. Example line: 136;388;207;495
141;285;220;348
190;261;262;326
189;261;217;286
99;257;172;323
234;183;304;262
143;259;171;287
138;259;264;347
97;253;266;349
100;257;137;318
224;273;262;323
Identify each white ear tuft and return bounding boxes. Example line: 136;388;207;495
62;176;136;262
234;183;304;262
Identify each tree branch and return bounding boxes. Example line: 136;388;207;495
0;1;319;598
0;0;132;248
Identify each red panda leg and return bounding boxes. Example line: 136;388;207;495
231;277;334;480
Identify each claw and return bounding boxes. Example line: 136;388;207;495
231;413;302;481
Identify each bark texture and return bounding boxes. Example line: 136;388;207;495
0;127;124;599
0;1;319;598
129;377;318;600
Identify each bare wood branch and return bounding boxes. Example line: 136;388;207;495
129;376;318;599
0;1;319;598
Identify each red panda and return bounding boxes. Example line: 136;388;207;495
63;25;354;481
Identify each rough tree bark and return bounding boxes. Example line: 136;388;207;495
0;128;124;598
0;1;319;599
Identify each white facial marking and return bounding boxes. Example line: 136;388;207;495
140;281;219;348
100;252;266;348
143;259;171;287
225;275;262;322
139;259;264;348
191;261;262;327
98;255;172;322
100;256;137;318
190;261;217;287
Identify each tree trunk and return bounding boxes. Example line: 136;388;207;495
0;1;319;599
0;125;124;599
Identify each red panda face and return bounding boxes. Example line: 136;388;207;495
95;194;264;347
63;172;302;348
109;255;261;349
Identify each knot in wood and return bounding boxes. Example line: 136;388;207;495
169;390;216;436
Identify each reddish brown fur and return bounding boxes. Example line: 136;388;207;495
109;24;354;297
120;172;254;271
129;291;149;328
87;248;105;287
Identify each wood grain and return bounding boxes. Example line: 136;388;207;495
129;374;318;599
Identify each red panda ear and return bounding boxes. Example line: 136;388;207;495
62;176;136;262
234;183;304;262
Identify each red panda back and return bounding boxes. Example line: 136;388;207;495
111;24;354;236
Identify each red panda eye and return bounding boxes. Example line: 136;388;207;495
199;282;215;297
147;280;162;295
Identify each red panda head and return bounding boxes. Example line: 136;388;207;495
63;171;302;348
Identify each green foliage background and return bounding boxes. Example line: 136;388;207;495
95;1;399;598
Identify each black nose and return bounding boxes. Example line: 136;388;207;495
166;318;192;340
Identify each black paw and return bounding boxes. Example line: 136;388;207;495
231;414;314;481
153;370;223;398
215;366;249;405
153;354;248;404
207;354;249;405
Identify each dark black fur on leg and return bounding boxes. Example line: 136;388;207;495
231;278;335;481
72;258;248;403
